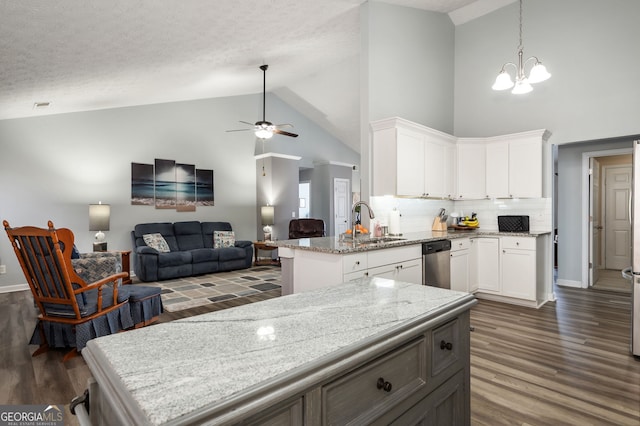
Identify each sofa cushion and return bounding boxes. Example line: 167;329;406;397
157;251;191;267
143;233;171;253
218;246;247;262
134;223;180;252
201;222;233;248
214;230;235;248
174;221;205;251
190;248;219;263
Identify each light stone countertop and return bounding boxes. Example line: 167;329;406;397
270;230;551;254
83;278;475;425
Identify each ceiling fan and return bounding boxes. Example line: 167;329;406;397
227;65;298;139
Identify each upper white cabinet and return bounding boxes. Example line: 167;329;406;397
371;118;456;198
485;141;509;198
371;117;551;200
456;139;486;200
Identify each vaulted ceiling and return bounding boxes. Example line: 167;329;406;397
0;0;514;152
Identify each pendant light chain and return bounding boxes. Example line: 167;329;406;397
517;0;523;51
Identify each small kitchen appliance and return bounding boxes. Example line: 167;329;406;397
497;215;530;233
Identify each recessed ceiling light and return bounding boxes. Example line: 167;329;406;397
33;102;51;109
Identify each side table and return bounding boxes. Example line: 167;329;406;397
253;241;280;266
110;250;132;284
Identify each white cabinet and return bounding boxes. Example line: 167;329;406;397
396;127;425;196
450;238;471;293
371;118;456;198
456;140;486;200
475;238;500;293
368;258;422;283
345;245;422;285
508;136;543;198
485;141;509;198
500;237;537;301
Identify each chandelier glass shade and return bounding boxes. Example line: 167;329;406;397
492;0;550;95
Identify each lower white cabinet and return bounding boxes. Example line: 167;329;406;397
450;238;471;292
474;238;500;293
345;245;422;285
451;235;544;308
500;237;537;301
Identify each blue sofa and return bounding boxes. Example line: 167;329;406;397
131;221;253;282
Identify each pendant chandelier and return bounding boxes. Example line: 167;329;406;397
491;0;551;95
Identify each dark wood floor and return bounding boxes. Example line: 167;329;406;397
1;286;638;425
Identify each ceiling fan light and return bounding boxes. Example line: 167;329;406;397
492;71;514;91
511;78;533;95
528;62;551;84
255;128;273;139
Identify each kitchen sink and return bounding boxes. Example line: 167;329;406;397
355;236;406;246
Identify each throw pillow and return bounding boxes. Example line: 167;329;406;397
214;230;235;248
71;244;81;259
143;233;170;253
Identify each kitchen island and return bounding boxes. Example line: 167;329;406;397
78;277;476;425
272;230;550;297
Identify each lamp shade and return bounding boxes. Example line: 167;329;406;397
528;63;551;84
492;72;514;91
89;203;110;231
261;206;274;226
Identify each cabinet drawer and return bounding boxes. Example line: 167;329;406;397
450;238;471;251
323;338;426;425
344;270;368;282
431;318;461;377
343;253;368;273
501;236;536;250
367;245;421;268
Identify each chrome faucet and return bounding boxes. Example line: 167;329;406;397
352;201;375;238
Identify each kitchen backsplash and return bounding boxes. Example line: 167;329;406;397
369;197;552;233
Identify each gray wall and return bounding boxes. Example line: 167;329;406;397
0;93;358;288
309;163;353;236
360;1;455;211
454;0;640;142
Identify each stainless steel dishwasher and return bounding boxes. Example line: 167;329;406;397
422;240;451;288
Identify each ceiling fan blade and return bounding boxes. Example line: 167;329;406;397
274;123;294;128
239;120;255;126
226;128;252;133
274;129;299;138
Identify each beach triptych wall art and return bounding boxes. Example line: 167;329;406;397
131;159;214;210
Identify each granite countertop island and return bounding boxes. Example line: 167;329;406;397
80;278;476;425
270;229;550;254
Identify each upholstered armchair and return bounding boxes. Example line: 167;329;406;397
289;218;325;239
3;220;163;361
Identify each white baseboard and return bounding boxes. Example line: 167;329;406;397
557;279;582;288
0;283;29;293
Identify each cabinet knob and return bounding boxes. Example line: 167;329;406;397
376;377;393;392
516;242;520;246
355;261;360;265
440;340;453;351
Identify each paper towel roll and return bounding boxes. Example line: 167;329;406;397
389;209;401;235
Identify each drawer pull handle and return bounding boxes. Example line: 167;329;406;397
376;377;393;392
440;340;453;351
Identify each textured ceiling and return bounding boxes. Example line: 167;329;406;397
0;0;505;152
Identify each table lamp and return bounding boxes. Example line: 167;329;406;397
89;202;110;251
261;205;274;241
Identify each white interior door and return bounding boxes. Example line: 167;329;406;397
589;157;601;286
604;165;632;270
334;178;350;236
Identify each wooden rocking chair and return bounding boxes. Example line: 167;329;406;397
4;220;133;361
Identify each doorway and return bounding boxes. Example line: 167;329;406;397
299;182;310;218
584;150;632;289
